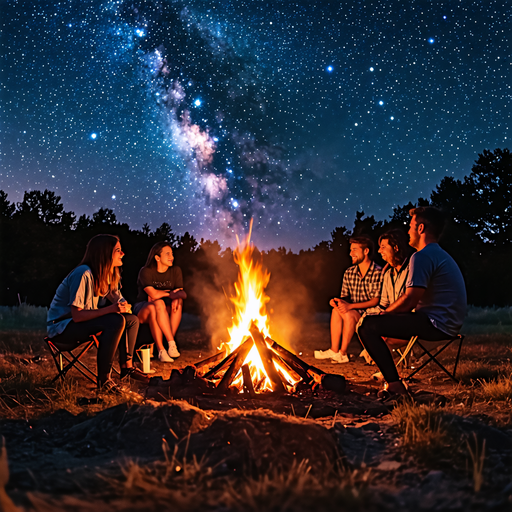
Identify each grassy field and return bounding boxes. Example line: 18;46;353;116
0;305;511;511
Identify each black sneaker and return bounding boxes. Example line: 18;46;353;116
120;367;150;384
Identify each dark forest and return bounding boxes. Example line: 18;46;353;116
1;149;510;314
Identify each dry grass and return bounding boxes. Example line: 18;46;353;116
87;442;372;512
0;352;140;419
391;400;461;463
456;360;506;383
466;433;486;493
477;373;512;402
463;306;512;335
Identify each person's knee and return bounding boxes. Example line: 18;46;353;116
154;299;167;311
125;313;139;328
331;309;342;321
357;315;373;338
143;303;157;320
109;313;126;332
173;299;183;313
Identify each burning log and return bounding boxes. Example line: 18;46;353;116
269;351;302;386
266;337;325;381
194;349;227;371
249;323;285;394
241;364;256;397
203;337;251;380
217;338;254;393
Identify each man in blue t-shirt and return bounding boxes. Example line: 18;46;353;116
357;206;467;397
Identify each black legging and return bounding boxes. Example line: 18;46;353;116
52;313;139;385
356;311;449;383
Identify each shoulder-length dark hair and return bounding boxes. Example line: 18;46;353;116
80;234;121;296
144;241;172;269
378;229;410;266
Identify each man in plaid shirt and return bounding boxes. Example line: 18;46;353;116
315;236;382;363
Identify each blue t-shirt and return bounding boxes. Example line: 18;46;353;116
407;243;466;337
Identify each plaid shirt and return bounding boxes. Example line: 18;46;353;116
340;261;382;314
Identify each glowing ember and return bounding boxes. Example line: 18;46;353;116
222;221;300;392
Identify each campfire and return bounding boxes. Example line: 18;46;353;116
191;224;334;396
147;223;345;399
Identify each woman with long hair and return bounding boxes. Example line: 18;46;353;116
358;228;412;364
133;242;187;362
47;234;147;391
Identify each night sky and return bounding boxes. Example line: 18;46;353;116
1;0;509;250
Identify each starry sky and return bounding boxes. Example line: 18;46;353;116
1;0;510;250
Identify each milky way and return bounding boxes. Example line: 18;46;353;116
1;0;509;250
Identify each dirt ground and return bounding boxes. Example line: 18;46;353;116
0;319;511;511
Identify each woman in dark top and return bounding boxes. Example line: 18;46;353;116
134;242;187;362
47;234;148;391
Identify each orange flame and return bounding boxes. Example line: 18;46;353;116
224;221;299;392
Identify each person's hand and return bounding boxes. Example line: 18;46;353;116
329;298;338;308
173;288;183;293
336;299;351;314
112;299;131;313
171;298;182;313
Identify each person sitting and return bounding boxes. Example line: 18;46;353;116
133;242;187;363
47;234;148;392
359;229;412;363
315;235;382;363
357;207;467;397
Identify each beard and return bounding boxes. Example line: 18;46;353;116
352;254;365;265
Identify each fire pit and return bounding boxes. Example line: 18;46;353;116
148;223;345;399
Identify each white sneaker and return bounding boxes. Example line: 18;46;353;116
168;340;180;358
314;348;338;359
158;349;174;363
331;352;350;364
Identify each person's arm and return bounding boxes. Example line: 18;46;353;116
169;289;187;300
144;286;171;301
337;264;382;313
335;296;379;314
71;301;130;322
382;286;425;314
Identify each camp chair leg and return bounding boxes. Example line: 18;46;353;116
45;337;98;385
405;335;464;383
452;334;464;378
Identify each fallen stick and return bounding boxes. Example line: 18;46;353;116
249;323;285;394
217;338;254;392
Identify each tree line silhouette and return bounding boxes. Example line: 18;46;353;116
1;148;510;318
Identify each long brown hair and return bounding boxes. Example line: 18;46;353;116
80;234;121;295
145;241;172;269
378;229;411;266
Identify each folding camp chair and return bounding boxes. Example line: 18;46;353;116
396;334;465;382
44;335;100;385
